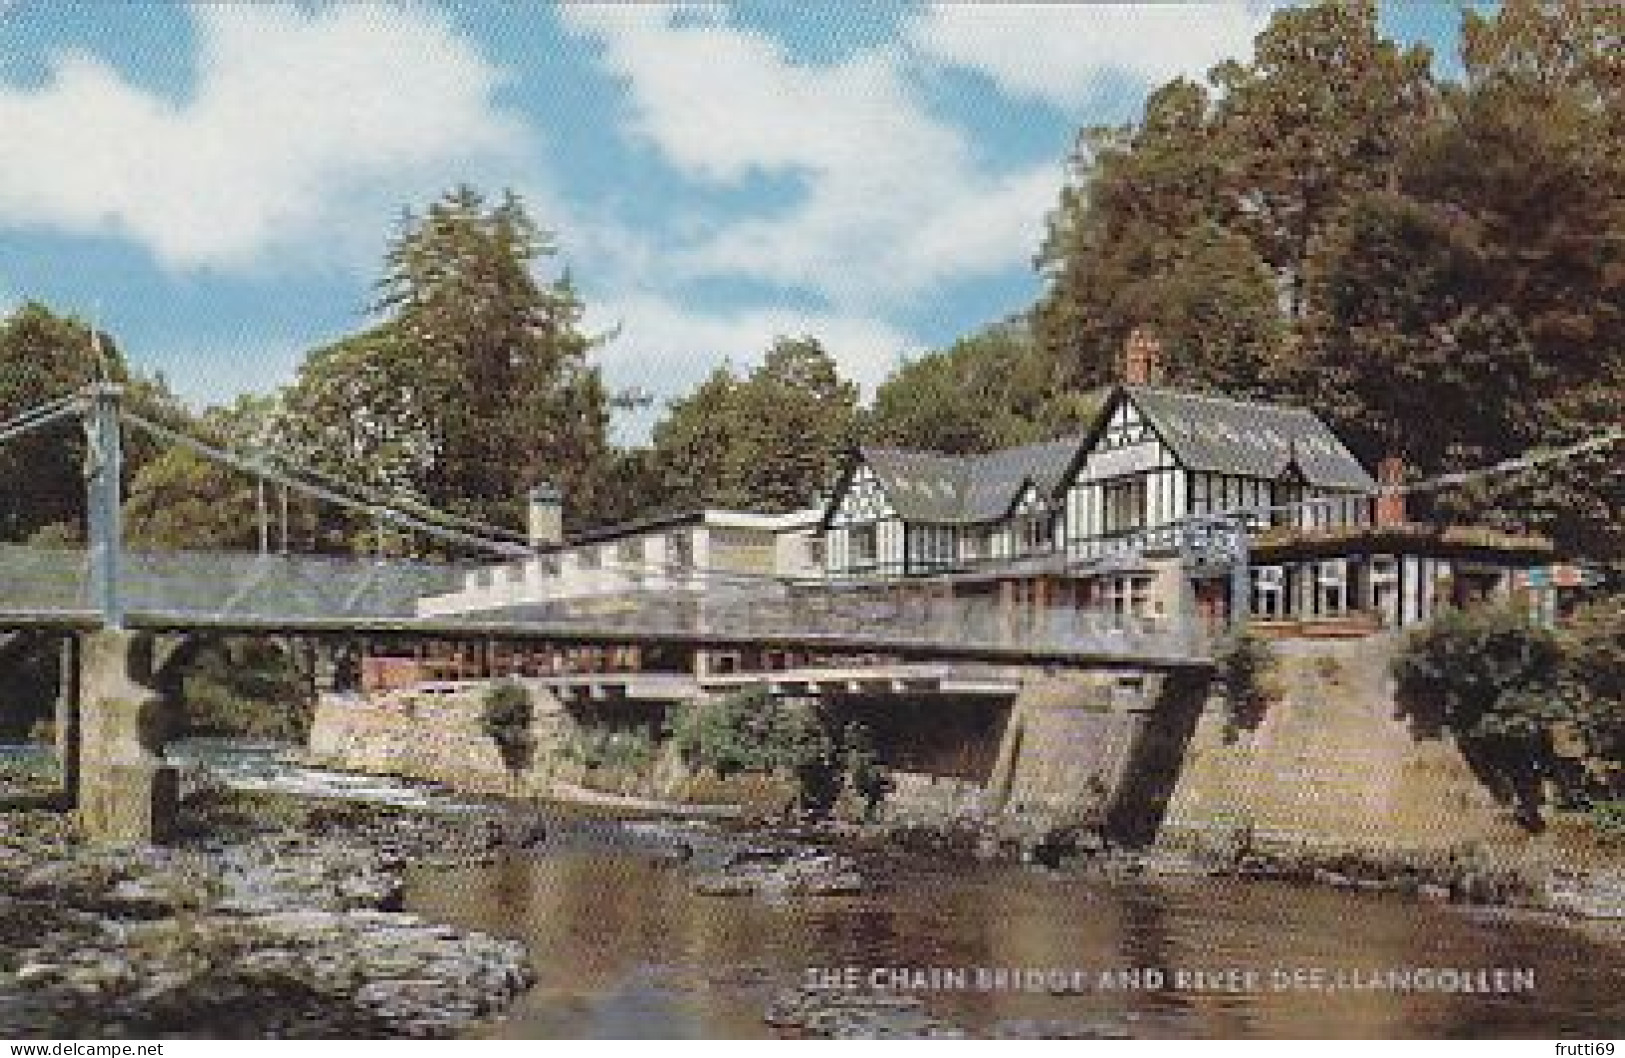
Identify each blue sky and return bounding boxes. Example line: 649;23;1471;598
0;1;1486;442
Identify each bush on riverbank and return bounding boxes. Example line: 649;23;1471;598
670;690;890;818
479;681;535;790
180;639;312;741
1215;629;1279;739
1394;598;1625;828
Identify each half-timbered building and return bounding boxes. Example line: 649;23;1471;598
819;332;1551;636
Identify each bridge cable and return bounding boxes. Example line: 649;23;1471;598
156;412;538;549
0;397;87;447
118;408;532;559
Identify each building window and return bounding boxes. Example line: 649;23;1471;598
1252;565;1287;618
1015;510;1054;555
1317;559;1349;615
805;537;826;568
850;524;879;568
576;547;601;571
1102;477;1148;535
1190;473;1213;517
1106;574;1153;618
536;554;560;578
910;524;956;569
616;537;646;565
1271;482;1303;527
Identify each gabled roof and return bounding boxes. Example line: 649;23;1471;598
1121;386;1375;490
828;383;1375;528
857;434;1084;525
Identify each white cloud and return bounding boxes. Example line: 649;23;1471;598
559;5;1059;312
907;3;1272;110
0;4;530;270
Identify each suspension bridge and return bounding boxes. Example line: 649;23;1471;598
0;383;1213;668
1;381;1615;843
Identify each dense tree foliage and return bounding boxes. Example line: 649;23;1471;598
281;186;612;540
1395;597;1625;823
1035;0;1623;564
648;336;858;513
0;304;181;545
863;321;1092;453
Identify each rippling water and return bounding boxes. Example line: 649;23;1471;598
407;848;1625;1039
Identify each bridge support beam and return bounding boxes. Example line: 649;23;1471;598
76;630;178;845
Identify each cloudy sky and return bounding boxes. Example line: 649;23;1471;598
0;2;1475;441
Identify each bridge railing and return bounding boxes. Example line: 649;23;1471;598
0;544;1208;661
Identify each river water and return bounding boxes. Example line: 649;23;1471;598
11;738;1624;1038
407;842;1625;1039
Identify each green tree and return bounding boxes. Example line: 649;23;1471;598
283;186;613;541
650;336;858;513
1298;0;1625;563
734;337;859;511
481;680;536;791
1209;0;1436;320
124;396;289;551
0;302;183;544
649;366;753;512
866;322;1077;453
1394;604;1567;826
1156;222;1286;399
1035;77;1235;389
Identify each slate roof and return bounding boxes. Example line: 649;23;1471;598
1122;386;1375;490
836;384;1374;526
861;434;1084;524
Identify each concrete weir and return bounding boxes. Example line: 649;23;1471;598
74;630;180;845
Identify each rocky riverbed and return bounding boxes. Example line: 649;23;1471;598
0;789;532;1039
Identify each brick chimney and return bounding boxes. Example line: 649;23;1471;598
527;482;563;547
1122;327;1164;386
1375;456;1407;528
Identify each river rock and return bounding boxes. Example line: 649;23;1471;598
1542;869;1625;919
765;987;965;1039
694;848;864;897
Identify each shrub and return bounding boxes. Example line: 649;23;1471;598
1393;604;1564;739
1587;800;1625;843
670;689;888;817
1393;604;1567;826
563;725;656;771
480;681;535;787
1215;629;1279;737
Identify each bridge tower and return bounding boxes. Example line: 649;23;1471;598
83;381;124;629
73;383;180;843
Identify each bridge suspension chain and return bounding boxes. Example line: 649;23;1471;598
118;408;532;560
0;394;87;446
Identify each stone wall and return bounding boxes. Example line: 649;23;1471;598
1158;634;1527;855
988;672;1151;825
306;684;570;796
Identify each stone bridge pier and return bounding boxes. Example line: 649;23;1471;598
73;630;186;845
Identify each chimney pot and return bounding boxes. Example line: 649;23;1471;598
1375;456;1407;528
527;481;564;547
1122;327;1164;386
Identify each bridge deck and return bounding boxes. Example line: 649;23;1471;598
0;544;1213;670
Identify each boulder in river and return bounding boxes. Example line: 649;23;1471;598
693;847;864;897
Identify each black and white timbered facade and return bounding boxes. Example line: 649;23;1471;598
819;383;1549;632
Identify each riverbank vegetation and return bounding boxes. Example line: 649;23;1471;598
1215;629;1280;740
671;689;890;819
1395;598;1625;829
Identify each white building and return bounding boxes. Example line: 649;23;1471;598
416;500;823;618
